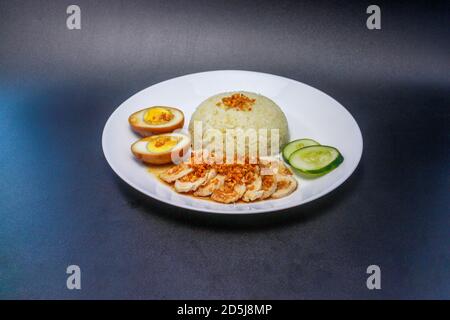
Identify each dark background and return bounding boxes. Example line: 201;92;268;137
0;0;448;299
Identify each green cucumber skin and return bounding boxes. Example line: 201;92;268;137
288;146;344;175
296;153;344;175
282;139;320;162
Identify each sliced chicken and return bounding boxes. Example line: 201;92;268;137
259;158;278;176
242;175;263;202
194;174;225;197
161;157;297;202
211;183;246;204
277;162;293;176
174;169;217;193
159;164;192;183
271;174;298;199
261;174;277;199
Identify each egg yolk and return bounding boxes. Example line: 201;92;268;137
144;107;174;125
147;136;180;153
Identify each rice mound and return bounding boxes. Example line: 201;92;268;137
188;91;289;156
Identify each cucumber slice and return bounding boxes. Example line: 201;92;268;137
282;139;320;161
288;145;343;175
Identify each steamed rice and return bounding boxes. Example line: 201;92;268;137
188;91;289;156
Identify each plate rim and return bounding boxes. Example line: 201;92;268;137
102;69;363;214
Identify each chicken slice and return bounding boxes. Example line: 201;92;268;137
211;183;246;204
174;169;217;193
277;161;293;176
259;158;278;176
159;164;193;183
261;174;277;199
271;174;298;199
242;175;264;202
194;174;225;197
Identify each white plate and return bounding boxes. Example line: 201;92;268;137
102;70;363;214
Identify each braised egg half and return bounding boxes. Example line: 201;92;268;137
129;106;184;136
131;133;191;165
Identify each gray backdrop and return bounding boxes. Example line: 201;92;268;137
0;0;449;299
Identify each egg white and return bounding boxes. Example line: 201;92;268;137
132;133;190;155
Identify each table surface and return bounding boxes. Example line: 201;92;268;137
0;0;449;299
